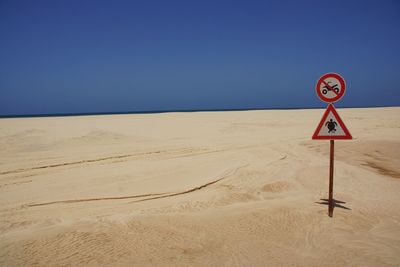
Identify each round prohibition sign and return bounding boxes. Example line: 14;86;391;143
316;73;346;103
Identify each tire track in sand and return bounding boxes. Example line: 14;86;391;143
0;145;263;177
0;148;222;176
26;193;167;207
26;164;248;208
130;165;247;204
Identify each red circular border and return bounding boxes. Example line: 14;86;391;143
316;73;346;103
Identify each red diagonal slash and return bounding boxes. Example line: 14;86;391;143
322;80;338;96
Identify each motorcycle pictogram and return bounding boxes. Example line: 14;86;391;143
322;82;339;95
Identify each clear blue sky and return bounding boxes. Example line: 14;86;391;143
1;0;399;115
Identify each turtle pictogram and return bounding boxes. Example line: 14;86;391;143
325;119;337;133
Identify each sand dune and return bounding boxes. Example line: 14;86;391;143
1;107;400;266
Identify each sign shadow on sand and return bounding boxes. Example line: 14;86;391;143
315;198;351;211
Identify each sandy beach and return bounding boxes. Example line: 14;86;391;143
0;107;399;266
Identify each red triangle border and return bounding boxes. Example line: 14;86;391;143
312;104;352;140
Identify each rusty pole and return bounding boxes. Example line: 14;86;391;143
328;140;334;217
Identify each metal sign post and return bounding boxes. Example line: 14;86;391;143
329;140;334;217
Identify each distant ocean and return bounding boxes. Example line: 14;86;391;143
0;105;397;119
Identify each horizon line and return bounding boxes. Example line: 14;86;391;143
1;104;399;119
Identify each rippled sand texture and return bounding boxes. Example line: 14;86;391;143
1;107;399;266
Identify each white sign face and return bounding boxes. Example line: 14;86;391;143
319;77;341;98
318;111;346;136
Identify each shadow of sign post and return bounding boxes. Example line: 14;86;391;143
316;198;351;212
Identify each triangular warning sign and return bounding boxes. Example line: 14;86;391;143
312;104;352;140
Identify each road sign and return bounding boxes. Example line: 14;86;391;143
313;73;351;217
312;104;352;140
316;73;346;103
